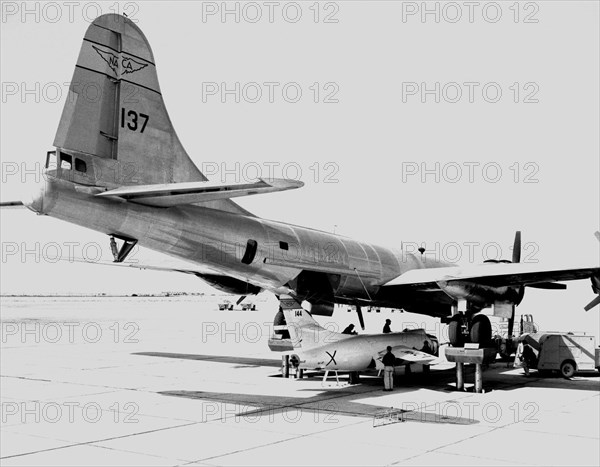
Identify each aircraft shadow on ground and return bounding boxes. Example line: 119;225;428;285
157;388;479;425
135;351;600;393
135;352;600;424
134;351;281;368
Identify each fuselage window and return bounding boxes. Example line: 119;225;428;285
279;241;289;250
241;239;258;265
75;158;87;173
60;154;72;170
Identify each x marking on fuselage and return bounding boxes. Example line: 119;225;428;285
326;350;337;366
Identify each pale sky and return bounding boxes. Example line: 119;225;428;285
1;1;599;333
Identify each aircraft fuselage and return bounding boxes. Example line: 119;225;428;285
29;170;454;312
293;330;438;372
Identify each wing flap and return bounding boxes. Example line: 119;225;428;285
96;178;303;207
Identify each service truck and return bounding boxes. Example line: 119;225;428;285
521;332;600;378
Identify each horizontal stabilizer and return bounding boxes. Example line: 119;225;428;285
96;178;303;207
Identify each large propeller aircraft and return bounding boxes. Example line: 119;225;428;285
2;14;599;347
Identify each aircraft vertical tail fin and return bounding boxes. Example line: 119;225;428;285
54;13;251;215
280;297;337;350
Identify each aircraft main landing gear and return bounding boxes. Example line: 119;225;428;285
448;312;493;347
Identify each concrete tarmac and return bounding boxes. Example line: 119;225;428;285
1;296;599;466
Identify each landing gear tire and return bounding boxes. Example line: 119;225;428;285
470;314;492;346
448;316;464;347
560;360;576;379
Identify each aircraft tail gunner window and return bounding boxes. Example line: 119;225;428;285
60;154;72;170
241;239;258;265
45;151;57;169
75;158;87;173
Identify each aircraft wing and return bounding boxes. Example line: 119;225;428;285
96;178;303;207
377;346;439;365
59;256;219;276
383;263;599;289
54;256;283;294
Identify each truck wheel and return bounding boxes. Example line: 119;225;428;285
470;314;492;346
560;360;576;378
448;317;464;347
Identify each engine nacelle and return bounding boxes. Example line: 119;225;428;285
440;280;524;307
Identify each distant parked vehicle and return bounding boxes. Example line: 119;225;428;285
240;302;256;311
218;300;234;311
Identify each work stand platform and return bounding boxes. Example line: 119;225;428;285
445;346;497;393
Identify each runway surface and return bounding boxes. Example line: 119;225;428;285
1;296;599;466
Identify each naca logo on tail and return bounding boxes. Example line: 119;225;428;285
121;56;147;75
92;46;147;76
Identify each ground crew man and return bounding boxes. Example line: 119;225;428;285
383;319;392;333
521;342;537;376
382;346;396;390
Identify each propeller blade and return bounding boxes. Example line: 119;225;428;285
584;295;600;312
236;295;246;306
356;304;365;330
528;282;567;290
512;231;522;263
